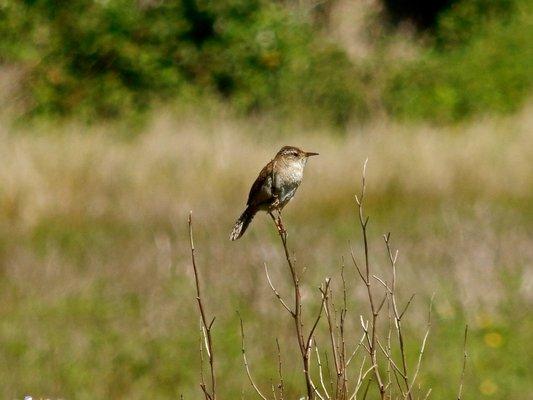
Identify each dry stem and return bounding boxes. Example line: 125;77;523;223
457;325;469;400
351;159;386;399
188;211;217;400
267;211;330;399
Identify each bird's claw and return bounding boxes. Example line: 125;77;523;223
269;211;286;235
275;214;286;235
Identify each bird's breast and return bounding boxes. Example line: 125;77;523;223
275;162;304;206
277;163;304;186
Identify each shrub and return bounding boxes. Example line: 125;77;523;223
384;0;532;123
0;0;365;125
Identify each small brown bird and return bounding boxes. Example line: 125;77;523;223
230;146;319;240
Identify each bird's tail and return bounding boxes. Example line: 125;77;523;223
229;206;257;241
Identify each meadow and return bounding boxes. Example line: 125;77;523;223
0;1;532;397
0;104;531;399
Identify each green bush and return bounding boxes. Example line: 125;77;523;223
384;0;532;123
0;0;365;125
0;0;530;125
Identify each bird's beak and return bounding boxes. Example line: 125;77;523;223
305;152;319;157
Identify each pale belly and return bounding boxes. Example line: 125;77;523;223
280;182;300;208
277;167;303;208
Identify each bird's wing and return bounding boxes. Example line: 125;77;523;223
247;159;275;207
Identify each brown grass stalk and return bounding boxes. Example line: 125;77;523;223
351;159;386;399
457;325;469;400
266;211;331;399
188;211;217;400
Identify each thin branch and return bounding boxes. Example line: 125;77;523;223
384;232;412;399
372;275;391;293
348;357;374;400
353;159;386;399
308;369;327;400
457;325;469;400
361;378;372;400
199;328;211;400
405;294;435;399
265;263;294;316
276;338;285;400
399;294;416;320
376;338;407;379
324;287;340;377
269;212;315;399
315;343;331;399
271;381;278;400
323;351;335;397
385;297;393;399
339;260;349;400
239;316;269;400
346;332;366;367
350;248;366;285
308;279;331;350
189;212;216;400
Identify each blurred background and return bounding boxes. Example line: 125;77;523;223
0;0;531;398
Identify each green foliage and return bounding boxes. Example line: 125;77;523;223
385;0;532;123
436;0;518;48
0;0;531;125
0;0;364;125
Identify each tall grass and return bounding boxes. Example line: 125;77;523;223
0;105;531;398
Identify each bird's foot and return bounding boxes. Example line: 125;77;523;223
276;214;287;235
276;212;286;235
269;211;286;235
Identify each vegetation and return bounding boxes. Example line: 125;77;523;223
0;0;531;125
385;0;533;122
0;1;531;398
0;108;531;398
0;0;364;125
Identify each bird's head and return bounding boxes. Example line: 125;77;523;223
276;146;319;165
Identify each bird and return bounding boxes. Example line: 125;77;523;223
229;145;319;240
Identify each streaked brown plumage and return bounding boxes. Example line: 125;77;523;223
230;146;318;240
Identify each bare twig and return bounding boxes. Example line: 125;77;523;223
239;316;269;400
348;357;374;400
269;211;321;399
324;287;340;377
384;232;414;399
265;263;294;316
457;325;469;400
189;212;216;400
315;343;331;399
376;338;407;379
339;261;348;399
310;279;331;350
271;380;278;400
405;294;435;399
361;378;372;400
199;329;209;399
346;331;366;367
399;294;416;320
352;159;386;399
385;298;393;398
276;338;285;400
324;350;335;396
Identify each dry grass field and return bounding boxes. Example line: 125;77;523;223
0;105;532;399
